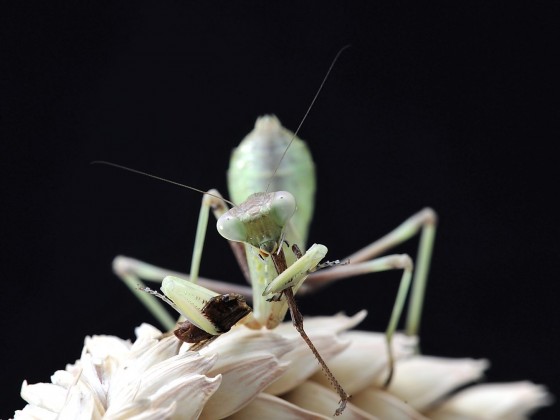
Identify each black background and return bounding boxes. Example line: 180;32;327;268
1;2;558;418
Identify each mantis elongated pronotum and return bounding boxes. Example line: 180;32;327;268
96;48;437;416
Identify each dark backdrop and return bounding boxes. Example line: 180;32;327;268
1;2;558;418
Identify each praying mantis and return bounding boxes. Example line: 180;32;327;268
98;49;438;416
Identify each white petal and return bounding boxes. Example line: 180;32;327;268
134;352;216;400
109;351;216;410
102;398;175;420
273;311;367;336
200;354;289;419
351;387;428;419
153;374;221;420
229;393;330;420
134;323;163;340
127;335;181;368
108;336;185;403
50;368;106;417
105;374;221;419
265;333;349;395
50;370;77;388
283;381;376;419
83;335;131;361
428;381;553;420
382;356;489;411
198;326;297;366
74;355;108;408
311;331;417;395
13;404;58;420
57;384;97;420
20;381;68;413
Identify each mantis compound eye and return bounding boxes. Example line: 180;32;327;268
217;213;248;243
269;191;296;227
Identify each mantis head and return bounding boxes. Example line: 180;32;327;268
217;191;296;257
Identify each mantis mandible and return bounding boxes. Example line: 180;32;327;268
98;48;438;416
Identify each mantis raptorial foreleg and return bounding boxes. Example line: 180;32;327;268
113;189;253;330
264;243;349;415
113;257;253;329
305;207;437;338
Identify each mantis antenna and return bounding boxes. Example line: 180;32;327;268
265;44;351;193
91;160;237;207
92;45;351;205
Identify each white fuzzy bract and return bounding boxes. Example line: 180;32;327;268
14;311;552;419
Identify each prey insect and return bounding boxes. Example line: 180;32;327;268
97;47;438;416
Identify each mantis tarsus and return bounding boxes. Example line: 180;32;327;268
100;51;438;417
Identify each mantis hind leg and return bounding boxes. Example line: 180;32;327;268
304;208;437;353
305;207;436;337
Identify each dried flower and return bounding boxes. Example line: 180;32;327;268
13;311;551;419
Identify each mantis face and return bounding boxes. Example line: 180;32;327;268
216;191;296;257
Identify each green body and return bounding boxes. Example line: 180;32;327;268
227;115;316;328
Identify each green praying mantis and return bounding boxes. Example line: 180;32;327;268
96;49;437;416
